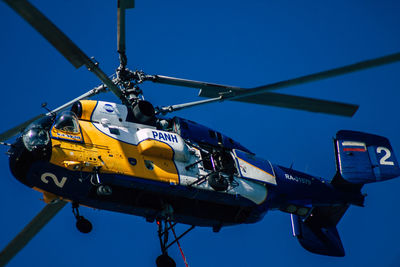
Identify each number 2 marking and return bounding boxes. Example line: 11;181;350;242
41;172;67;188
376;147;395;166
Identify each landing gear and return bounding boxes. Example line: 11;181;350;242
72;203;92;233
156;220;176;267
96;184;112;196
76;217;92;234
156;218;195;267
92;166;112;196
156;254;176;267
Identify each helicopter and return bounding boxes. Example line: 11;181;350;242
1;1;400;267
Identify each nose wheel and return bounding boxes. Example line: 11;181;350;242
72;202;92;233
76;216;92;234
156;254;176;267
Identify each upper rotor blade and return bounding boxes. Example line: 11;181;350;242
201;90;358;117
245;52;400;94
0;200;66;266
149;52;400;95
4;0;87;69
147;75;244;92
150;53;400;117
4;0;124;101
117;0;134;67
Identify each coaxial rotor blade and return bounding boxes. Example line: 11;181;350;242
244;52;400;94
148;52;400;94
156;87;357;116
4;0;87;69
157;89;358;116
146;75;357;116
156;96;223;115
0;114;45;142
200;90;358;117
117;0;134;67
3;0;124;101
197;52;400;96
0;200;67;266
147;52;400;116
0;84;107;142
145;74;244;92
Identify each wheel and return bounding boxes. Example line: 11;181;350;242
96;185;112;196
76;216;92;233
156;254;176;267
208;173;229;191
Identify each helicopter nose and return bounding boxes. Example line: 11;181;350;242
9;137;34;186
8;136;52;187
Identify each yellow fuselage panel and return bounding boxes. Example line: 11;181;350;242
138;139;174;159
50;120;179;184
80;100;98;121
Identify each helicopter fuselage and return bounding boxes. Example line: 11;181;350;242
8;100;363;229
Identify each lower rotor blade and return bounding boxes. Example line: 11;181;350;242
200;89;358;117
4;0;124;101
0;84;107;142
0;200;67;266
0;114;44;142
157;96;223;115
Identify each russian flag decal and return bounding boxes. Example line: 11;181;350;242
342;141;367;152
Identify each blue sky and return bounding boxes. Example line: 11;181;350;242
1;0;400;266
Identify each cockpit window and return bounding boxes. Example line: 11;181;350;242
54;111;80;133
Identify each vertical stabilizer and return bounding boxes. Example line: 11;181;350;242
334;130;400;184
291;206;348;257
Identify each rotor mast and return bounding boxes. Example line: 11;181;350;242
116;0;143;105
117;0;134;70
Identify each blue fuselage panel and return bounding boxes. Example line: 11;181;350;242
25;161;266;227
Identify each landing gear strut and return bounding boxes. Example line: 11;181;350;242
156;219;195;267
92;166;112;197
72;202;92;234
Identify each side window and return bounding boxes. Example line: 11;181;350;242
54;111;80;133
216;132;222;143
181;121;189;130
208;130;216;139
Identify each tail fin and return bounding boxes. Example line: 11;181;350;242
333;130;400;185
292;130;400;257
291;206;348;257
